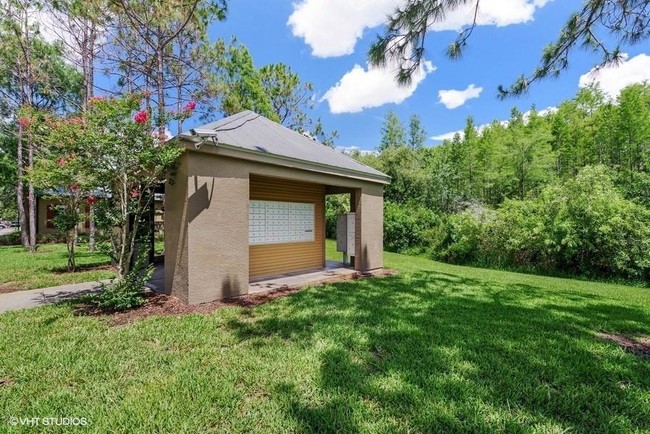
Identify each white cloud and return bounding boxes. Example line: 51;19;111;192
430;106;556;142
288;0;552;58
288;0;402;57
429;0;553;32
578;53;650;99
438;84;483;109
321;61;436;114
431;131;462;142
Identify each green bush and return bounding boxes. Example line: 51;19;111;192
325;194;350;239
84;252;151;311
0;231;21;246
437;166;650;280
384;201;440;254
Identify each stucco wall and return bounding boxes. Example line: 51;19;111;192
165;146;385;304
37;198;90;235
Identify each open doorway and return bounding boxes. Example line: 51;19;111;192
325;189;353;266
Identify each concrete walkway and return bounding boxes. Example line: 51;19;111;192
0;263;167;315
0;279;112;314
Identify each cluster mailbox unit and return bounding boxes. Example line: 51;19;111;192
336;213;356;265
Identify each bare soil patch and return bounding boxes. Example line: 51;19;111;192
51;264;114;274
0;284;23;294
597;332;650;360
0;377;15;387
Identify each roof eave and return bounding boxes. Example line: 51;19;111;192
178;135;390;185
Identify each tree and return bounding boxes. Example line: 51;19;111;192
407;114;426;150
33;94;184;279
0;0;82;251
214;41;337;144
105;0;227;132
379;111;406;151
369;0;650;96
28;110;96;271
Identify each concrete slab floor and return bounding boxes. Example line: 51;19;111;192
249;261;357;295
148;261;395;299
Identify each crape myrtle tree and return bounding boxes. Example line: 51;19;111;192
29;94;186;279
369;0;650;96
26;107;98;271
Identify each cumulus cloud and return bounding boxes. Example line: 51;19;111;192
288;0;552;58
321;61;436;114
287;0;402;57
579;53;650;99
438;84;483;109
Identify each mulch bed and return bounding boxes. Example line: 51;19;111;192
597;332;650;360
76;286;311;326
77;268;399;326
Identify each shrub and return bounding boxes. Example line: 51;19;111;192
325;194;350;239
437;165;650;280
384;201;439;254
0;231;21;246
84;252;151;311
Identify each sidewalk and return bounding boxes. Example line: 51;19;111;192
0;265;164;314
0;280;111;314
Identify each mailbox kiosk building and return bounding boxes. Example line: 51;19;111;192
165;111;389;304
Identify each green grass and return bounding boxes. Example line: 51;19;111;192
0;244;114;290
0;240;649;432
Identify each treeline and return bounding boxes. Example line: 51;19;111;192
354;84;650;281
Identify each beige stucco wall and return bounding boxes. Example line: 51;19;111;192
353;184;384;272
165;144;385;304
37;198;90;235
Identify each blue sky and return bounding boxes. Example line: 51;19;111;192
203;0;650;151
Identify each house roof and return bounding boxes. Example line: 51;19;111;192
177;111;389;184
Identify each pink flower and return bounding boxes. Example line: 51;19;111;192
184;100;197;112
70;183;79;192
134;110;148;124
57;157;67;167
86;196;97;205
18;118;30;128
130;188;139;198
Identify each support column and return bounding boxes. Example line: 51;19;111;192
353;184;384;272
185;153;250;303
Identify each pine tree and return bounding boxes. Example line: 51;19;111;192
379;111;406;151
407;114;426;150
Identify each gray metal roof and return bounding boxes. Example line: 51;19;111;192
179;111;389;183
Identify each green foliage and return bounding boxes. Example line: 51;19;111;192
369;0;649;97
349;84;650;282
325;194;350;239
384;201;439;254
407;114;427;150
30;93;183;279
437;166;650;280
378;111;406;151
84;252;152;311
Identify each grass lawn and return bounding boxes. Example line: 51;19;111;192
0;244;114;291
0;241;649;432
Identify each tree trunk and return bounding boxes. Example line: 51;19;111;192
16;126;28;247
27;134;37;252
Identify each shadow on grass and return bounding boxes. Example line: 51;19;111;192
228;271;650;432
